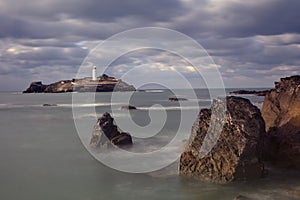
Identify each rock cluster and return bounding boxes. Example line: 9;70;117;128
179;96;265;183
90;112;133;149
262;75;300;168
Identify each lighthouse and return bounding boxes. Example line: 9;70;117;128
92;66;97;81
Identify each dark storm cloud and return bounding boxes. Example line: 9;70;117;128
0;0;185;22
0;0;299;90
173;0;300;38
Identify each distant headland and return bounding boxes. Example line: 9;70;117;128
23;74;136;93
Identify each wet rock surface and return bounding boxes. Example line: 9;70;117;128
90;112;133;149
262;75;300;168
179;96;265;183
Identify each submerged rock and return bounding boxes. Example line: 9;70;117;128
121;105;137;110
42;104;57;107
262;75;300;168
168;97;188;101
179;96;265;184
90;112;133;149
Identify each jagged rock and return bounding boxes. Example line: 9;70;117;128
90;112;133;149
262;75;300;168
23;81;47;93
179;96;265;184
121;105;137;110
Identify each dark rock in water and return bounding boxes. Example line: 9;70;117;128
90;112;133;149
169;97;188;101
42;104;57;107
111;132;133;146
23;81;47;93
179;96;265;184
233;195;254;200
230;89;270;96
121;105;137;110
262;75;300;168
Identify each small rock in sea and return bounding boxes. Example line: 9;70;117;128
121;105;137;110
168;97;188;102
90;112;133;149
42;104;57;107
233;195;254;200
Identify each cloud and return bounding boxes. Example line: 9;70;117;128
0;0;299;91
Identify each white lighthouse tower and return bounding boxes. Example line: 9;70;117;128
92;66;97;81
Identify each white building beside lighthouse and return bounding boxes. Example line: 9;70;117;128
92;66;97;81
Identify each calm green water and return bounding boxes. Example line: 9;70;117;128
0;90;299;200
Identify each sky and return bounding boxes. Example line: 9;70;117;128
0;0;300;91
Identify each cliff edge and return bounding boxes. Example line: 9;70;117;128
262;75;300;168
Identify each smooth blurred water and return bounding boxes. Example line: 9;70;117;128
0;89;299;200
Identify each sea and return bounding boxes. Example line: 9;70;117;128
0;89;299;200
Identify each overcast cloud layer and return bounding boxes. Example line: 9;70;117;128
0;0;300;91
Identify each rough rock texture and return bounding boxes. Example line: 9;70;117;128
23;81;47;93
262;75;300;168
179;96;265;183
23;74;135;93
44;80;74;93
90;112;133;149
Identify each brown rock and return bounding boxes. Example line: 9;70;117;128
90;112;133;149
179;96;265;184
262;75;300;168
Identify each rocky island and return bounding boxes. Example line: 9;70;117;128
179;75;300;184
23;74;136;93
230;89;270;96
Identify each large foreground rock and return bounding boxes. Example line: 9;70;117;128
262;75;300;168
90;112;133;149
179;96;265;183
